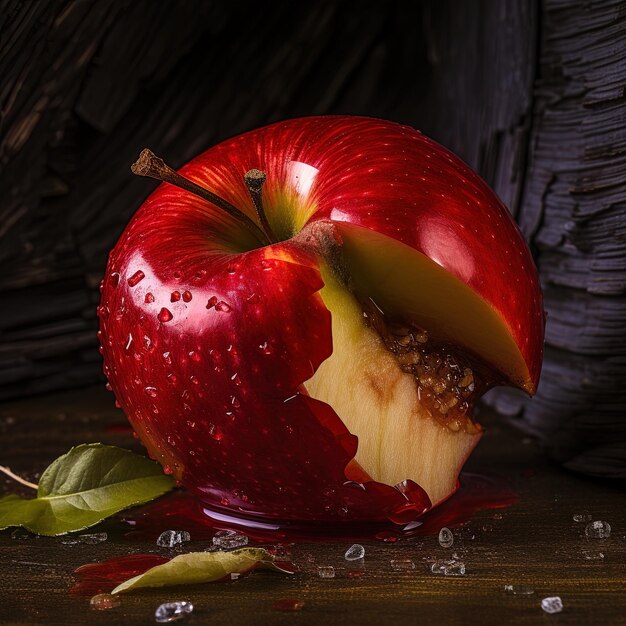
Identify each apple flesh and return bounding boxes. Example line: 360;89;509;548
98;116;544;525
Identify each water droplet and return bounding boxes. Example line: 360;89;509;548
167;373;177;385
182;290;192;302
190;375;199;385
230;396;240;408
231;373;241;386
573;513;592;523
216;300;231;312
145;292;155;303
124;334;134;353
344;544;365;561
170;290;181;302
189;350;201;362
145;386;157;397
585;520;611;539
109;272;120;287
541;597;563;614
156;530;191;548
163;465;173;475
155;601;193;623
90;593;121;610
212;529;248;549
438;527;454;548
259;342;272;355
158;307;173;323
163;351;172;364
127;270;145;287
143;335;153;351
206;296;218;309
391;558;415;570
207;423;223;441
61;532;108;545
173;271;182;280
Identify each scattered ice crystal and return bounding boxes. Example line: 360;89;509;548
541;597;563;614
438;527;454;548
90;593;121;610
61;532;108;545
391;559;415;570
212;529;248;550
430;559;466;576
344;544;365;561
318;566;335;579
581;550;604;560
157;530;191;548
155;601;194;623
585;520;611;539
504;585;534;595
572;513;592;523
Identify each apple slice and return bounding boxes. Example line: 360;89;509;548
304;264;481;506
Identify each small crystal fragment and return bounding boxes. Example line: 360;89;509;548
318;565;335;579
90;593;121;610
391;558;415;570
438;527;454;548
344;544;365;561
430;559;466;576
272;598;305;612
581;550;604;560
541;597;563;614
61;532;108;545
212;529;248;549
584;520;611;539
573;513;592;523
504;585;535;595
155;601;194;623
157;530;191;548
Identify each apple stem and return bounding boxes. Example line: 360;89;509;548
131;149;269;245
0;465;38;490
244;169;278;243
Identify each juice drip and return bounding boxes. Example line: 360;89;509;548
71;554;168;596
121;473;517;543
72;473;516;596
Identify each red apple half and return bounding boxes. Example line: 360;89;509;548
98;116;544;525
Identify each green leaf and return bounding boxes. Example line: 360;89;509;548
112;548;290;594
0;444;175;535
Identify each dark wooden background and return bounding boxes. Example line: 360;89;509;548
1;0;625;479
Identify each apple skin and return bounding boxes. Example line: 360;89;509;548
98;116;543;524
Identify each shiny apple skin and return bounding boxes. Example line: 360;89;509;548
99;116;543;524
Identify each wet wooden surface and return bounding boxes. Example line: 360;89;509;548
0;387;624;625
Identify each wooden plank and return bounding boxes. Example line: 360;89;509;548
0;387;624;625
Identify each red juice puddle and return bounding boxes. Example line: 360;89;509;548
121;472;517;543
71;554;168;596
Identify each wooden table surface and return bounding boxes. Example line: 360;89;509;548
0;387;624;626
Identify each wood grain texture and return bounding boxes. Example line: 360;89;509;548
0;388;624;626
492;0;626;478
0;0;625;477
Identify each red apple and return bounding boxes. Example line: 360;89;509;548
98;116;544;526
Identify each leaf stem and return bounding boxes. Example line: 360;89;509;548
0;465;38;490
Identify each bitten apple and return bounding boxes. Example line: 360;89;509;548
98;116;544;525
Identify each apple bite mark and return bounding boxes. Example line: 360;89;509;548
303;262;482;508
